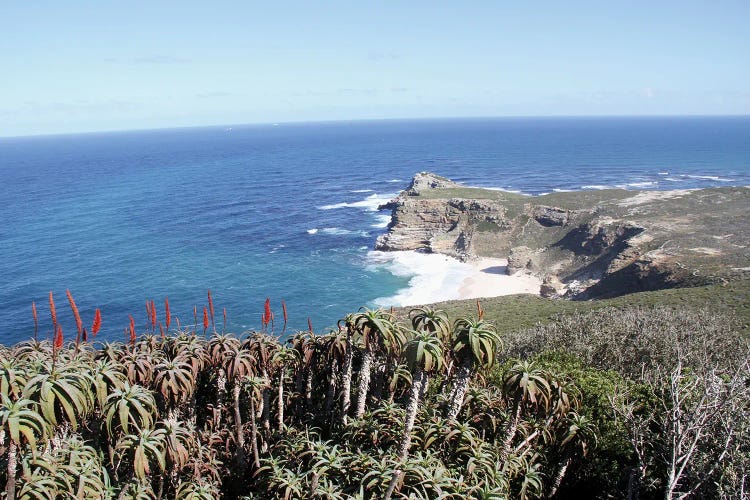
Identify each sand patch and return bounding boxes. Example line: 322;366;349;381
458;258;541;299
689;247;723;256
618;189;695;207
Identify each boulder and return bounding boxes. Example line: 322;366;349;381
507;246;535;274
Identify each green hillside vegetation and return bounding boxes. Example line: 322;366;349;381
0;284;748;499
405;278;750;338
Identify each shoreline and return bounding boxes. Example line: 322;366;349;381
369;251;541;308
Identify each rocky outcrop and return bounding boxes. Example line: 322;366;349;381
507;246;536;274
532;206;574;227
406;172;461;195
375;173;750;300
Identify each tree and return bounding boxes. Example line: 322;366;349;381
90;359;128;410
547;412;597;497
350;308;399;419
337;314;356;425
409;307;451;344
0;396;49;499
501;360;551;461
446;316;502;421
116;427;167;482
152;359;196;418
24;361;93;430
271;345;299;432
222;347;256;465
243;375;269;469
398;331;444;460
0;358;28;401
103;383;158;439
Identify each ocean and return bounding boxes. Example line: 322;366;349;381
1;116;749;344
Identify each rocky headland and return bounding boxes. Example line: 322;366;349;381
376;172;750;299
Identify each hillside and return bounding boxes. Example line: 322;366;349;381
376;172;750;299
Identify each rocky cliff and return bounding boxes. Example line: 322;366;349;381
376;172;750;299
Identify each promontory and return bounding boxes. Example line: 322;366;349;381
376;172;750;300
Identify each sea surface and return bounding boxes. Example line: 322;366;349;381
1;117;749;345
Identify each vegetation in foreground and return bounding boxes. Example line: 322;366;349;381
1;290;749;499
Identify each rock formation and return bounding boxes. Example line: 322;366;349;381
375;172;750;300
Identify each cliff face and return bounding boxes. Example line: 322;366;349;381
376;172;750;299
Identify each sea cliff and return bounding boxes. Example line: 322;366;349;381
376;172;750;299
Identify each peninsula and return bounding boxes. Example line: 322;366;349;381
376;172;750;300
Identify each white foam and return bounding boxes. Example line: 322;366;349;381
658;172;669;175
386;179;403;183
371;214;391;228
351;189;374;193
319;227;370;237
685;174;733;182
553;188;575;193
618;181;658;189
318;192;397;211
306;228;319;235
367;251;471;307
581;185;612;190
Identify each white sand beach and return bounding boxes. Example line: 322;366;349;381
457;258;541;300
369;252;541;308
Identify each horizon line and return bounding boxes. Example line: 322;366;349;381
2;113;749;140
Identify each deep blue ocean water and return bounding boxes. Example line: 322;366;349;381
1;117;749;345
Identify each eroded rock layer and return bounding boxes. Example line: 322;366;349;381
375;172;750;299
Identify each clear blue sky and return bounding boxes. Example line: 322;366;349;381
2;1;748;136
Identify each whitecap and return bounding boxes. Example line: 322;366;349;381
351;189;374;193
467;185;530;195
306;228;319;235
581;185;612;190
386;179;403;183
318;201;349;210
552;188;575;193
320;227;370;237
318;192;397;211
619;181;658;188
685;174;733;182
371;214;391;228
367;251;472;307
658;172;669;175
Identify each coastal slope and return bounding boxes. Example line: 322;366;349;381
376;172;750;299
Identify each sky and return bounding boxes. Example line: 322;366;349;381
1;1;749;137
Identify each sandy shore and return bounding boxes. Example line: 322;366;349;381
457;258;541;299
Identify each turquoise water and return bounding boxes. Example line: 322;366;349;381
1;117;749;344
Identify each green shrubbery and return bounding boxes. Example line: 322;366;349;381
0;304;748;499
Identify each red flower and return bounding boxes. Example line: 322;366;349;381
203;307;209;333
91;309;102;336
49;291;58;330
128;315;136;346
165;297;171;331
264;298;271;328
66;290;83;340
207;290;215;329
54;324;63;350
150;300;157;330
